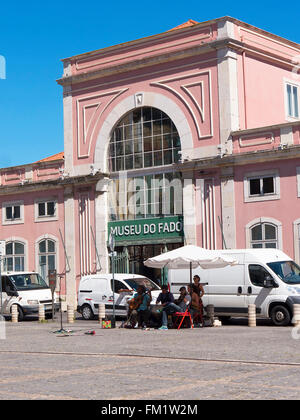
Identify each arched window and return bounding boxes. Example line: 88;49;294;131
5;241;25;272
108;107;181;172
250;223;278;248
38;239;56;283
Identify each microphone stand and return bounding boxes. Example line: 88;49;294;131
53;275;69;334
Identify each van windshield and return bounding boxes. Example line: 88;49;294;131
267;261;300;285
8;273;49;291
124;277;160;291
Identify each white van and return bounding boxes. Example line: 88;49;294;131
168;249;300;326
77;273;161;320
0;272;59;321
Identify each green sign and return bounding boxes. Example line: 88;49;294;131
108;216;184;244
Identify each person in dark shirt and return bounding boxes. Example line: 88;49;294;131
158;286;191;330
156;285;174;306
193;275;205;299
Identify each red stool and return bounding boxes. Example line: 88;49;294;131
173;309;194;330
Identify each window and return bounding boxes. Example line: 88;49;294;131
286;83;299;119
6;205;20;220
4;242;25;272
249;264;273;287
267;260;300;285
2;201;24;224
244;171;279;202
35;199;57;222
249;176;274;196
38;239;56;283
250;223;278;248
109;107;181;172
110;279;129;293
38;201;55;217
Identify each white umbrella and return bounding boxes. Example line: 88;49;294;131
144;245;237;285
144;245;236;269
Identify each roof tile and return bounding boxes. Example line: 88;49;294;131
168;19;199;31
35;152;64;163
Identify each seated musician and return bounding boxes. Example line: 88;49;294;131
156;285;174;306
158;286;190;330
128;285;151;329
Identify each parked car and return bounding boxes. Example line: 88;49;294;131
168;249;300;326
0;272;59;321
77;273;161;320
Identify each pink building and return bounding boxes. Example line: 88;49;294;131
1;17;300;305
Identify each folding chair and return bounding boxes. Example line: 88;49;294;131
172;308;194;330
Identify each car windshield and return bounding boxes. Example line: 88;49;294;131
267;261;300;285
8;273;49;290
124;277;160;291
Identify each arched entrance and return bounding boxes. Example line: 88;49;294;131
106;105;185;284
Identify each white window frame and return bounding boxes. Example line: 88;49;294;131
3;238;28;272
245;218;282;249
2;201;24;225
293;219;300;265
37;239;56;284
35;235;59;288
284;79;299;121
34;198;58;222
244;170;280;203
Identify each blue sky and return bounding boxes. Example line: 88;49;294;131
0;0;299;168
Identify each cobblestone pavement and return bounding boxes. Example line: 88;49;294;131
0;315;300;400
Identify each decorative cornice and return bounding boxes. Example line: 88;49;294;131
60;16;299;64
0;173;109;196
231;121;300;137
56;38;243;87
173;144;300;173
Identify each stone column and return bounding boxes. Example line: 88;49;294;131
220;168;236;249
182;171;197;245
62;81;74;177
217;46;239;147
95;179;109;273
64;186;77;308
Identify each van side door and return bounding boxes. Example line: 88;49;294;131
207;263;247;316
246;264;275;317
1;276;16;315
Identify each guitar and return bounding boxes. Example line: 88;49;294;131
128;289;152;311
129;294;144;311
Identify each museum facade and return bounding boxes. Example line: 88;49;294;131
0;16;300;305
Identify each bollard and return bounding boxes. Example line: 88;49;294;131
248;304;256;327
38;304;45;322
206;304;215;325
99;303;105;326
11;304;18;323
0;315;6;339
67;305;74;323
293;304;300;326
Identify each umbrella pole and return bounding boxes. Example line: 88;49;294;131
190;262;192;287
